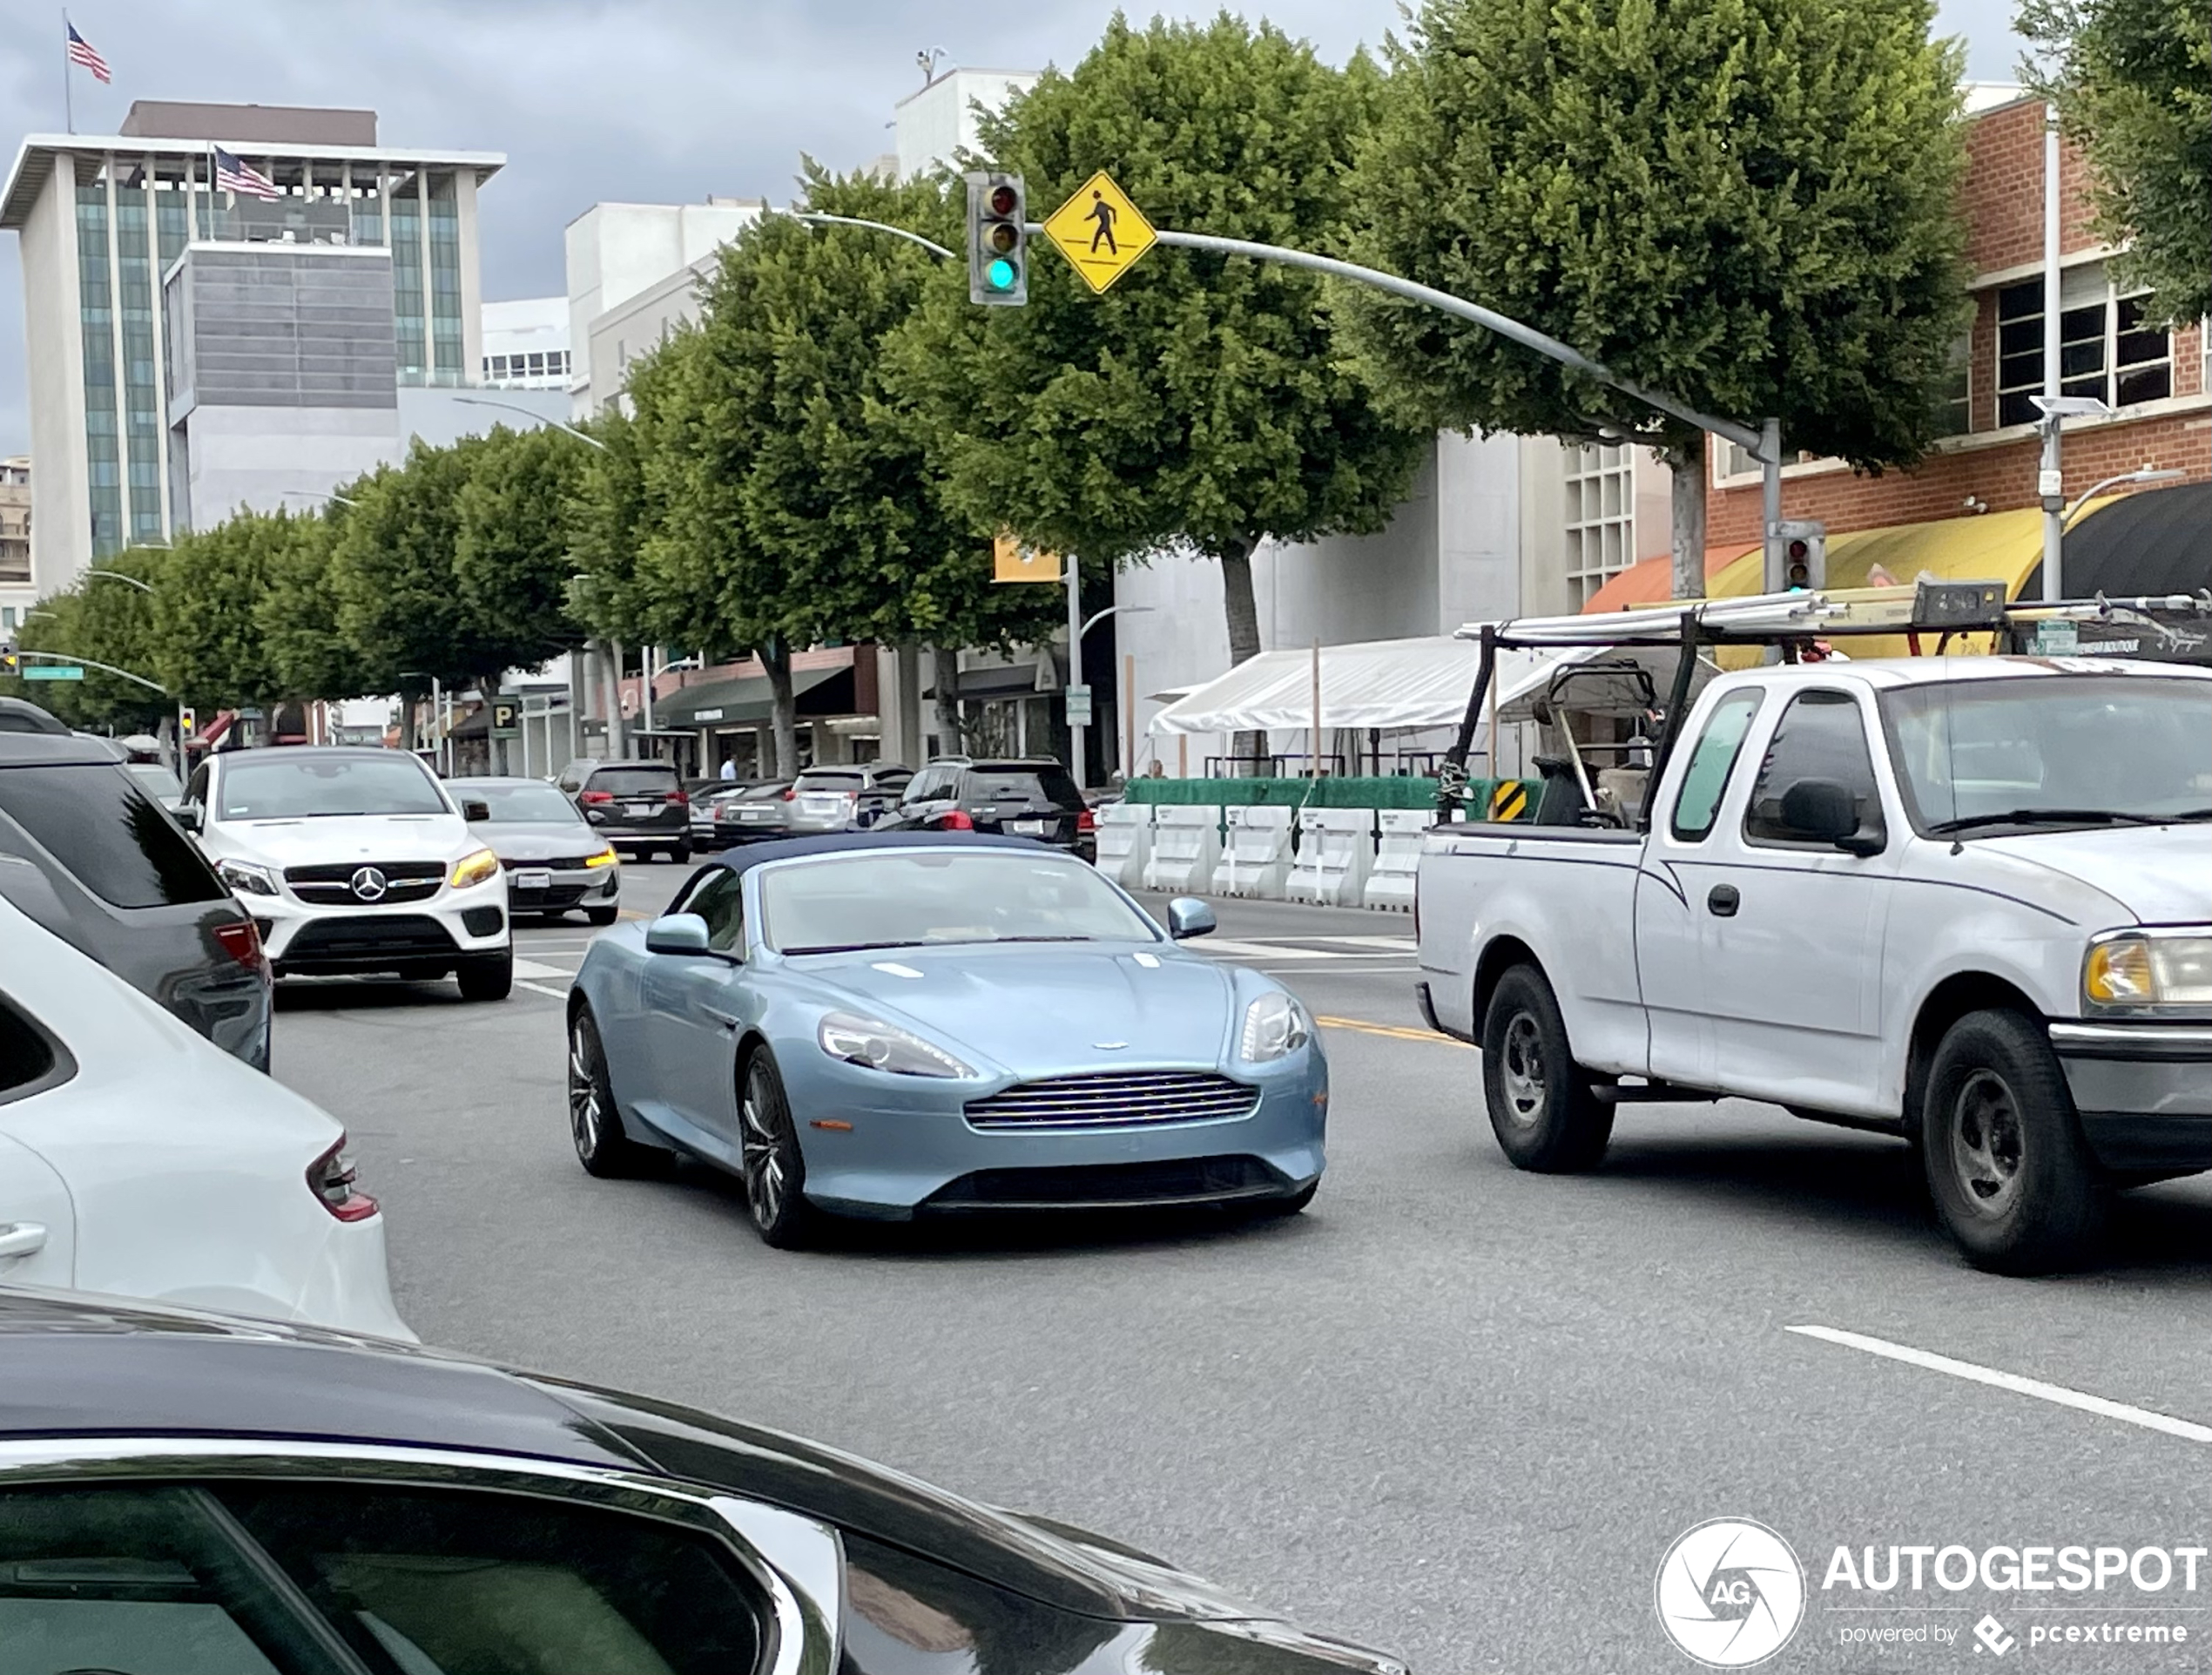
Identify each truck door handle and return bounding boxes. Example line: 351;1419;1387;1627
0;1222;49;1260
1707;884;1741;917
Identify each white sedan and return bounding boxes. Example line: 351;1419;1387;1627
0;895;413;1339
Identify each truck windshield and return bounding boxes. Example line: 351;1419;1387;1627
1880;675;2212;834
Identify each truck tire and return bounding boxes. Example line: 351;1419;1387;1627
1923;1009;2107;1274
1480;965;1614;1173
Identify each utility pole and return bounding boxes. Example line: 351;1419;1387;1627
1063;555;1086;791
2040;105;2065;600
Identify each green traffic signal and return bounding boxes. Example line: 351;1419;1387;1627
987;258;1018;291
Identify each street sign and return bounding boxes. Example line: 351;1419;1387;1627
1064;684;1093;726
490;698;520;739
993;530;1062;583
1042;171;1157;294
23;665;84;681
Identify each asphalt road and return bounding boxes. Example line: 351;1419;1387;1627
271;860;2212;1674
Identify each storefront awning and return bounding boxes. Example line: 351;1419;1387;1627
657;665;844;729
2040;482;2212;600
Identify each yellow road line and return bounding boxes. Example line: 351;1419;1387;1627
1314;1014;1470;1047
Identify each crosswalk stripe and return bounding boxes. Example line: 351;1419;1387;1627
511;957;572;981
1197;939;1338;960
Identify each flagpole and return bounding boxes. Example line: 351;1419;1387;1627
62;11;73;135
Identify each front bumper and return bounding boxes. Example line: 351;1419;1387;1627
2049;1021;2212;1172
249;875;509;977
504;860;620;915
783;1053;1329;1219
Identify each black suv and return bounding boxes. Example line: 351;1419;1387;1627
555;758;691;861
0;733;272;1069
892;757;1095;859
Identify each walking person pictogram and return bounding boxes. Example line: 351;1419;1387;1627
1084;190;1119;255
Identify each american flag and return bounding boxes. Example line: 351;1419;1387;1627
65;22;110;84
212;146;281;200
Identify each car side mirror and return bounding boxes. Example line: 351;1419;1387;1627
462;799;491;822
1779;778;1883;855
1166;897;1217;940
644;913;712;956
175;803;201;833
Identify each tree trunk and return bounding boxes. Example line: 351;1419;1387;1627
1667;436;1708;601
761;638;799;778
930;645;964;758
1219;535;1266;772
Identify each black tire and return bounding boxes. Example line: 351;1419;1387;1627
737;1048;815;1249
456;949;513;1002
1480;964;1615;1172
1922;1009;2107;1274
584;904;619;927
568;1008;650;1178
669;844;692;864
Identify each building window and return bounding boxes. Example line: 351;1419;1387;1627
1996;262;2170;427
427;172;463;388
1935;332;1970;437
77;182;124;558
1563;443;1636;607
390;174;426;384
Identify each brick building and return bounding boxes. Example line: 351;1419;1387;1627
1704;92;2209;560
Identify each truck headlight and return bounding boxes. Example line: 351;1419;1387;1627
215;858;280;897
449;847;501;890
817;1010;974;1077
2084;934;2212;1011
1239;991;1312;1062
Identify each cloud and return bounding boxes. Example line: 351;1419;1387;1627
0;0;2028;461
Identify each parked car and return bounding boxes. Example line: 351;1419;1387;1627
0;731;270;1069
455;775;622;926
694;779;792;847
0;1286;1406;1675
891;756;1096;860
123;756;186;811
182;746;512;1001
781;762;913;835
555;757;691;861
0;895;411;1337
568;832;1323;1247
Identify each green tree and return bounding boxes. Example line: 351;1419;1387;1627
891;14;1432;761
2022;0;2212;324
260;504;372;701
1349;0;1971;594
148;510;292;713
454;423;595;674
10;544;171;731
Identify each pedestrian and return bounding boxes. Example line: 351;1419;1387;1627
718;756;737;782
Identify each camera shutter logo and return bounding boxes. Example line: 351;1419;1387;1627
1656;1518;1805;1667
349;866;389;903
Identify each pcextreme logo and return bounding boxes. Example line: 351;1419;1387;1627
1656;1517;1807;1668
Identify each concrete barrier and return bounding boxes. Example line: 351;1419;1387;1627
1211;805;1294;899
1093;800;1152;888
1289;807;1376;907
1143;805;1221;894
1365;808;1434;912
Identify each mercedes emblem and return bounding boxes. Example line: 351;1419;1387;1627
349;866;389;902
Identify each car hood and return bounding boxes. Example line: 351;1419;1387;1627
1978;824;2212;925
790;942;1238;1075
213;813;469;867
476;821;602;862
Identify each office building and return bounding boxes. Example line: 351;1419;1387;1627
482;295;570;389
0;456;30;633
2;100;502;594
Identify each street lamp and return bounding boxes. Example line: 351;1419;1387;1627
2031;394;2114;601
452;395;609;451
281;488;359;508
84;568;153;594
2061;465;2186;531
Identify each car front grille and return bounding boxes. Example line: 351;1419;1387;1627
285;860;445;906
275;914;456;973
965;1070;1260;1129
922;1156;1285;1210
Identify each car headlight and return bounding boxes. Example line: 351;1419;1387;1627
449;847;501;890
215;858;280;897
2084;933;2212;1011
816;1010;974;1077
582;846;619;868
1239;990;1312;1062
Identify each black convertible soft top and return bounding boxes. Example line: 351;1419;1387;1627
705;828;1052;877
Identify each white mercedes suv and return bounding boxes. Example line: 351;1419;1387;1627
182;747;512;1001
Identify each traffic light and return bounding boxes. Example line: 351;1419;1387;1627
1777;520;1826;591
967;172;1027;306
0;640;15;675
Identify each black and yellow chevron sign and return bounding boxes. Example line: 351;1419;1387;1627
1489;780;1528;822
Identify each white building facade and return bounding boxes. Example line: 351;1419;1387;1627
480;295;570;389
893;69;1039;180
563;199;762;416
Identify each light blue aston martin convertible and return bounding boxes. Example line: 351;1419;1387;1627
565;832;1328;1246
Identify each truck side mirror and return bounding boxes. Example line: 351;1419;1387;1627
1779;778;1883;855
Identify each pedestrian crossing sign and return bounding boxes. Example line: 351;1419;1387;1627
1042;171;1157;294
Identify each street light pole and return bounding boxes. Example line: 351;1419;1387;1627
84;568;154;593
2040;105;2066;601
451;395;610;451
2060;466;2186;531
1063;556;1084;790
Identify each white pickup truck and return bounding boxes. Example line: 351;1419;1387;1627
1416;652;2212;1273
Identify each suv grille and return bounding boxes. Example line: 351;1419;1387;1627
286;860;444;906
276;914;456;973
965;1071;1259;1129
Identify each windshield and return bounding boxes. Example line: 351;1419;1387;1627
761;850;1156;953
125;761;184;799
1881;675;2212;833
465;781;583;824
218;753;448;821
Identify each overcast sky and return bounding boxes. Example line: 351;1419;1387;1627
0;0;2031;460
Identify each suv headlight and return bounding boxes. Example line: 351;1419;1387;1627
2084;933;2212;1012
215;858;279;897
449;847;501;890
817;1010;974;1077
1239;990;1312;1062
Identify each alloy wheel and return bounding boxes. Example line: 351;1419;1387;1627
1950;1068;2025;1218
739;1075;786;1229
567;1027;603;1161
1500;1011;1548;1128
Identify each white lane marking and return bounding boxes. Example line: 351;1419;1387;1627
1790;1325;2212;1446
516;980;570;1001
1198;939;1339;960
511;957;573;980
1316;935;1418;950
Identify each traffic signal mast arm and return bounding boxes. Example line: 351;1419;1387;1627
3;646;167;693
